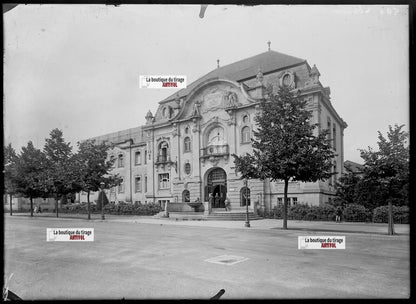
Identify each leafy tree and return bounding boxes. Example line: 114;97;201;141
73;139;121;219
333;172;361;207
233;86;335;229
359;124;409;234
43;129;78;217
14;141;49;216
4;144;18;215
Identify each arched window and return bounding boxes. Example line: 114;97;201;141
240;187;250;206
158;142;169;162
118;154;124;168
110;155;116;167
242;115;249;124
184;137;191;152
241;126;250;143
183;190;190;203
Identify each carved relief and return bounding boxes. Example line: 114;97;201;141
223;91;239;108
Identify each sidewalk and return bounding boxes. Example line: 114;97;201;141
5;212;409;235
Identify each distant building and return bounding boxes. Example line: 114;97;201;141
78;49;347;213
3;195;59;212
344;160;364;176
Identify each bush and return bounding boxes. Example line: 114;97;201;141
343;204;371;222
288;204;309;220
373;205;409;224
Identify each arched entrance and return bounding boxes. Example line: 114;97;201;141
205;168;227;208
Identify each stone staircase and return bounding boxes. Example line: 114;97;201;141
206;210;261;221
160;208;261;221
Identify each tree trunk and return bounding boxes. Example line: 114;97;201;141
30;197;33;217
55;195;59;218
87;190;91;220
9;193;13;216
388;200;394;235
283;178;289;229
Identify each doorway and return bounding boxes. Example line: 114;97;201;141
205;168;227;208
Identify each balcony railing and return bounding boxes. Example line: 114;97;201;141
201;144;229;158
155;155;172;164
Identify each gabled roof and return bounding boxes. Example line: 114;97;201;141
161;50;306;102
344;160;364;173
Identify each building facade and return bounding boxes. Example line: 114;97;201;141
79;50;347;213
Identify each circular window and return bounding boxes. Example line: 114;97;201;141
184;163;191;175
283;74;292;87
243;115;249;124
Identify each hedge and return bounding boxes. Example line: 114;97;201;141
62;201;162;216
342;204;372;222
373;205;409;224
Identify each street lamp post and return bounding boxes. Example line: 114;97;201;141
244;179;250;228
100;182;105;220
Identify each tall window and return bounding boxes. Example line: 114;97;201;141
333;123;337;151
118;179;124;193
118;154;124;168
240;187;250;206
184;137;191;152
158;142;169;162
144;175;148;192
135;176;141;192
135;151;141;165
184;162;191;175
159;173;170;189
144;150;147;164
183;190;190;203
241;126;250;143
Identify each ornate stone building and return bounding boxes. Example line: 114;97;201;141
78;49;347;214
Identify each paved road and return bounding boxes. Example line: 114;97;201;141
4;215;410;300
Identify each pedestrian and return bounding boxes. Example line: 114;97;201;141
224;197;230;211
335;206;342;222
38;205;42;213
34;206;38;214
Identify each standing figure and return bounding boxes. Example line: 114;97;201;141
208;193;214;210
224;197;231;211
335;206;343;222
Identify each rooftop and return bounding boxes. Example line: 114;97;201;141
162;50;306;102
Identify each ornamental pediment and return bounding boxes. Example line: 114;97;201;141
173;79;255;121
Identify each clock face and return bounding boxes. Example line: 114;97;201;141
208;127;225;145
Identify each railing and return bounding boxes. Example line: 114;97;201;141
156;155;172;164
201;144;229;158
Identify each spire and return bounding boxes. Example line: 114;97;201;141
267;41;271;51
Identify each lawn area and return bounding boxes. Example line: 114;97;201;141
4;215;410;300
